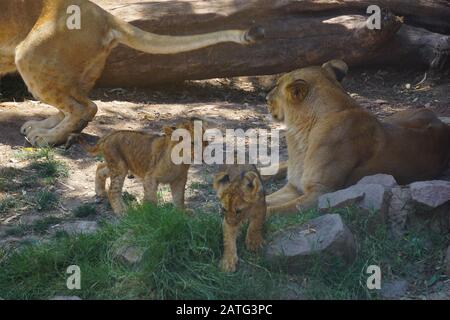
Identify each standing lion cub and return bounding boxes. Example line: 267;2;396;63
213;164;266;272
69;119;204;215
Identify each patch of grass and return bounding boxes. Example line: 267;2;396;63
0;204;284;300
34;190;59;212
73;204;97;218
122;192;137;206
0;196;19;213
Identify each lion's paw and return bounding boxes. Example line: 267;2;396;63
245;234;264;252
220;255;238;273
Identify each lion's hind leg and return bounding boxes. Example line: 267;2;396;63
95;163;110;200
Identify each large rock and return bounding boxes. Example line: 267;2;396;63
318;188;365;210
357;174;398;189
60;221;99;235
265;214;356;273
319;182;390;215
410;181;450;208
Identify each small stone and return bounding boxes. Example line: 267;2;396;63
61;221;99;235
357;174;397;189
446;246;450;278
354;184;390;213
112;233;145;265
381;280;409;299
265;214;356;273
410;180;450;208
50;296;82;300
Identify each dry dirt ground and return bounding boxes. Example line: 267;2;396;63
0;65;449;298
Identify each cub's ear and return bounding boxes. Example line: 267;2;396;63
163;126;177;136
286;79;309;102
322;59;348;82
213;172;230;191
241;171;262;197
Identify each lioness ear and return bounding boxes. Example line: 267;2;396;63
241;171;261;197
322;59;348;82
286;79;309;102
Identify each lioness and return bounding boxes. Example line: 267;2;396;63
0;0;264;147
71;119;204;215
213;164;266;272
266;59;450;215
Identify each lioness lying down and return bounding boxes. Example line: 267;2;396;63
266;60;450;215
213;165;266;272
70;119;204;215
0;0;264;147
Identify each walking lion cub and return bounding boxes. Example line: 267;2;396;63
213;165;266;272
70;119;204;215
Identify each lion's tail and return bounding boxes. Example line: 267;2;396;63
65;134;102;156
107;14;264;55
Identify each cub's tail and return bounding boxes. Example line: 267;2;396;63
65;134;101;156
107;14;264;55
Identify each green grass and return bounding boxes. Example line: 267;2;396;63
0;204;284;300
34;190;59;212
0;200;448;300
73;204;97;218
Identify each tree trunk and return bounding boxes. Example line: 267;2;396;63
96;0;402;87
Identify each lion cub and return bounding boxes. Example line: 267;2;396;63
213;164;266;272
72;119;202;215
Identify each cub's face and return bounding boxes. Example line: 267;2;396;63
266;60;348;122
213;170;263;226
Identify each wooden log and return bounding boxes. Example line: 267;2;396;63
96;0;402;87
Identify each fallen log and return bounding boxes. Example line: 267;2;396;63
369;25;450;69
96;0;402;87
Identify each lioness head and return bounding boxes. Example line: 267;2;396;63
266;60;349;123
213;166;265;226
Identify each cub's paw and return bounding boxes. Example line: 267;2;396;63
220;255;238;273
245;233;264;252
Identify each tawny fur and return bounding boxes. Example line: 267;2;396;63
266;59;450;216
0;0;263;147
213;164;266;272
73;120;201;215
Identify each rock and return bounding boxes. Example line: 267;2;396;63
112;233;145;265
446;246;450;278
319;183;390;217
50;296;82;300
387;187;413;237
381;280;409;299
410;180;450;208
318;188;365;210
357;174;398;189
265;214;356;273
354;184;390;213
280;282;305;300
60;221;99;235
